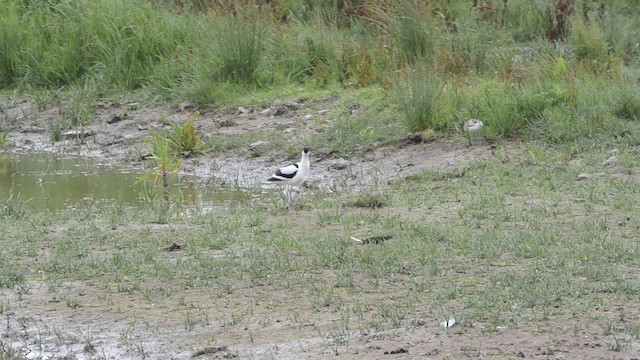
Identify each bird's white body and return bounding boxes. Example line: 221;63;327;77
463;119;484;133
266;148;310;186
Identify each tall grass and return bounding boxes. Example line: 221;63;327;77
396;66;441;132
1;0;640;143
214;17;264;84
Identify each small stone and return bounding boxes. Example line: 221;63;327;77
407;132;423;143
384;347;408;355
303;114;314;120
249;140;270;150
63;130;95;139
274;107;288;116
576;173;589;181
107;115;122;124
330;158;348;170
317;109;330;114
217;119;236;127
516;351;525;358
602;156;618;166
21;126;46;134
275;123;293;130
127;102;139;110
284;101;301;110
178;100;193;112
611;166;631;175
260;108;274;116
237;106;251;115
282;128;295;134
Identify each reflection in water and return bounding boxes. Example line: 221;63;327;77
0;154;242;212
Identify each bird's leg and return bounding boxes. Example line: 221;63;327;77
282;185;292;211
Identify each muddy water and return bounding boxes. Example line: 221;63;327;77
0;153;241;212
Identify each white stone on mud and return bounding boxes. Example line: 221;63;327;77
330;158;349;170
249;140;270;150
237;106;252;114
63;129;95;139
178;100;194;112
602;156;618;166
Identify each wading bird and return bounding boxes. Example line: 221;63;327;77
266;148;310;209
463;119;484;145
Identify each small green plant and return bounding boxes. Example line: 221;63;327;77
48;119;66;143
66;298;82;309
347;193;387;208
0;192;30;219
135;132;184;223
161;112;205;157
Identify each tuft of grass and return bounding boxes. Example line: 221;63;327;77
390;3;437;65
347;193;387;209
396;66;442;132
214;17;264;85
0;192;30;219
569;16;610;65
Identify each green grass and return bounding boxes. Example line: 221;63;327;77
2;1;640;355
1;0;640;141
1;142;639;357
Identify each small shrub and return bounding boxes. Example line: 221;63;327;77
162;112;205;157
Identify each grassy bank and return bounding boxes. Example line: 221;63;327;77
1;0;640;144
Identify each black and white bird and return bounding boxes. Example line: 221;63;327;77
463;119;484;145
463;119;484;133
266;147;310;207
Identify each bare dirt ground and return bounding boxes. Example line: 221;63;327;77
2;97;639;360
3;276;638;360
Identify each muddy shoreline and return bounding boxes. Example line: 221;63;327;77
2;97;495;190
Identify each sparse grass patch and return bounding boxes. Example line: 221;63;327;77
1;141;640;357
0;192;30;219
